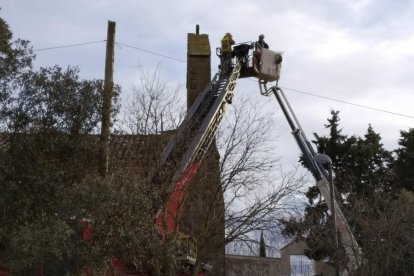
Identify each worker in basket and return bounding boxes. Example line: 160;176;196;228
254;34;269;72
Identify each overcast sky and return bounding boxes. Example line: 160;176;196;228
1;0;413;164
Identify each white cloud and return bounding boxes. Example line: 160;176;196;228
374;36;414;61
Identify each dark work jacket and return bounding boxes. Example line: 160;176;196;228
256;40;269;50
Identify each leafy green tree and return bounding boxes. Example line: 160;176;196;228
0;15;34;122
8;65;115;134
0;65;117;274
0;16;125;274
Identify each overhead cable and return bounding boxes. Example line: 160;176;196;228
280;86;414;119
33;39;414;119
116;41;185;63
33;40;106;52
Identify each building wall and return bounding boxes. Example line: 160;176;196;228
226;238;335;276
225;255;283;276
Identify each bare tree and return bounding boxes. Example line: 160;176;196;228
119;63;184;135
195;97;305;259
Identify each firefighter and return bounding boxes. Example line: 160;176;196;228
254;34;269;72
221;32;235;64
256;34;269;49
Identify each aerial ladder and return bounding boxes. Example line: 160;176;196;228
148;58;242;274
145;42;285;274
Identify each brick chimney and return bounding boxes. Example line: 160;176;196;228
186;25;211;109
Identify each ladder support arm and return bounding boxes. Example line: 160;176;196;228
269;85;363;271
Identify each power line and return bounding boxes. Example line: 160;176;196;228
115;42;413;119
280;86;414;119
33;40;106;52
116;41;186;63
32;39;414;119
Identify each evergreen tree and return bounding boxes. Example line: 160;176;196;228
282;110;394;264
392;128;414;192
259;231;266;257
283;111;414;274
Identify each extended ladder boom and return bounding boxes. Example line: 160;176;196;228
152;61;241;236
268;86;362;271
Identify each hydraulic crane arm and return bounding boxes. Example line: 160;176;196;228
264;85;363;271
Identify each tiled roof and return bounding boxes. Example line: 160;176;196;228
0;133;170;161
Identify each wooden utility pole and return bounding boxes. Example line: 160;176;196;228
99;20;116;177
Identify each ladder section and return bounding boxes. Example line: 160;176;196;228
178;61;241;172
154;61;241;235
